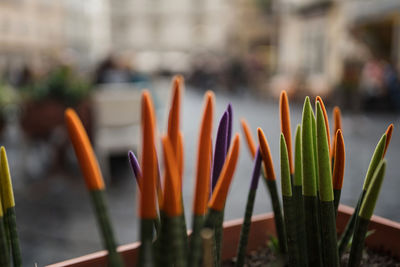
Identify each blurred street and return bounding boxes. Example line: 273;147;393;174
1;79;399;265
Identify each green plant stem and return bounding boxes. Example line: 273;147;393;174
316;102;339;267
333;189;341;218
347;216;369;267
138;218;155;267
303;195;323;267
319;201;339;267
91;190;124;267
154;216;161;237
293;185;307;267
188;215;204;267
214;210;224;267
264;178;287;254
203;208;223;267
5;207;21;267
156;212;172;267
293;124;308;267
170;216;187;267
282;195;299;266
338;133;386;257
235;189;257;267
338;190;365;257
0;216;9;267
180;199;188;251
349;160;386;267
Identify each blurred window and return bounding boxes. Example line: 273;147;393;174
302;19;325;74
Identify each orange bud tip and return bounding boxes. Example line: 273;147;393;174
193;93;214;215
140;91;158;219
280;90;293;174
316;96;331;157
257;128;276;181
332;129;345;190
240;119;256;158
65;108;105;190
383;124;394;158
209;134;240;211
161;136;182;217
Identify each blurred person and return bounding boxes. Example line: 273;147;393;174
359;57;386;110
383;61;400;112
224;56;248;93
14;64;34;88
93;55;132;84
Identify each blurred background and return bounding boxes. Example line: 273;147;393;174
0;0;399;265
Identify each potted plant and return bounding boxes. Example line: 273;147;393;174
19;65;92;139
0;77;398;267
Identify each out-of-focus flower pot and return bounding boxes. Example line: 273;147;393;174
20;99;92;140
46;205;400;267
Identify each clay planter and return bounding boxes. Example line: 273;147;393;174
47;205;400;267
20;99;92;140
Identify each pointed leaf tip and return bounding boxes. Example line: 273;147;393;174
332;130;345;190
209;134;240;211
316;96;331;156
301;96;317;196
226;103;233;150
294;124;302;186
280;90;293;174
65;108;105;190
128;151;142;189
257;128;276;181
193;93;214;215
383;124;394;158
0;147;15;209
316;102;333;202
362;133;387;191
241;119;256;159
168;75;183;154
140;91;158;219
280;134;292;197
331;106;342;157
211;111;229;190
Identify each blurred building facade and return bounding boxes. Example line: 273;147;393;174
273;0;400;98
228;0;278;92
63;0;111;69
0;0;64;76
109;0;232;73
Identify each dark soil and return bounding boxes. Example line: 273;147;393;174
223;244;400;267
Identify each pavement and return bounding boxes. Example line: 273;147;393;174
1;79;399;265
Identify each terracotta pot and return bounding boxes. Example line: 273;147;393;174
47;205;400;267
20;99;92;140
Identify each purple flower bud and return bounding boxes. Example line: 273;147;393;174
128;151;142;185
226;103;233;151
250;148;262;190
211;111;229;192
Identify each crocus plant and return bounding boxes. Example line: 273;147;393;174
0;76;393;267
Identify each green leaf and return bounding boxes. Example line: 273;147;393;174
301;97;317;196
294;124;302;187
362;134;387;191
359;160;387;219
316;102;333;202
280;134;292;197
